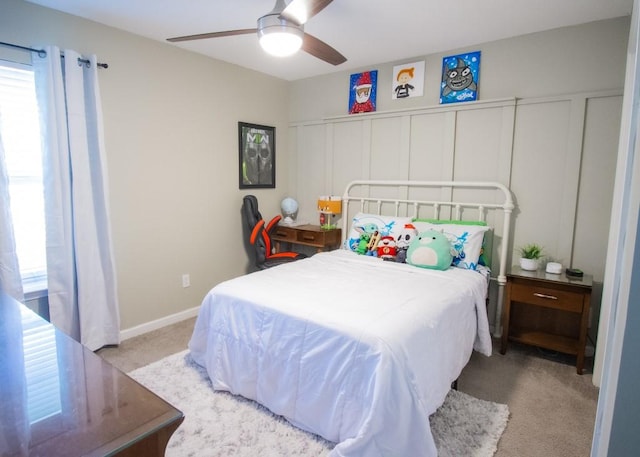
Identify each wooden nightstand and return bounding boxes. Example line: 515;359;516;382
500;266;593;374
271;224;342;253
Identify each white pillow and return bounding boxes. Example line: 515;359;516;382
344;213;412;252
411;221;490;270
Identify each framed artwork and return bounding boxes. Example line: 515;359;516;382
238;122;275;189
392;61;425;99
440;51;481;104
349;70;377;114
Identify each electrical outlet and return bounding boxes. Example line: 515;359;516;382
182;274;190;288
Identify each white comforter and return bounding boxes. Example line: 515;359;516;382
189;250;492;456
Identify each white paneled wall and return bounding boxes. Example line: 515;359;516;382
289;91;621;333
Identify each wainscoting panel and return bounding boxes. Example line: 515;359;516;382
370;116;405;181
453;107;505;182
510;99;574;261
289;93;621;331
408;111;451;181
292;123;325;224
331;120;368;197
574;94;623;336
574;95;623;280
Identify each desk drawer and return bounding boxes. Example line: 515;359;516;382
297;230;324;244
272;227;297;242
510;282;584;312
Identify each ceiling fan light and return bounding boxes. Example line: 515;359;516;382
259;32;303;57
257;14;304;57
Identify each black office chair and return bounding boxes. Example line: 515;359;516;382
242;195;306;270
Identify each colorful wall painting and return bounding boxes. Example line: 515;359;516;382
349;70;378;114
392;61;425;99
440;51;481;104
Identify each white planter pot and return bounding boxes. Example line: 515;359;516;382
519;257;540;271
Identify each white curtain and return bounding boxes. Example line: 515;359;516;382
34;47;120;350
0;130;25;302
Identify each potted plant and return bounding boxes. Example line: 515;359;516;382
518;243;544;271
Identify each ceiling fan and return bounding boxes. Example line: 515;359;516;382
167;0;347;66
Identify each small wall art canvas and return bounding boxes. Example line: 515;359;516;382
440;51;481;104
392;61;425;99
238;122;275;189
349;70;377;114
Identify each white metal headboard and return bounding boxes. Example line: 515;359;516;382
341;180;515;336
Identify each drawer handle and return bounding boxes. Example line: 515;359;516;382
533;292;558;300
302;235;316;241
274;231;288;237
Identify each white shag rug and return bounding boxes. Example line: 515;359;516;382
129;350;509;457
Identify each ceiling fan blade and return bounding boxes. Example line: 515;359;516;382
280;0;333;25
167;28;256;43
302;32;346;66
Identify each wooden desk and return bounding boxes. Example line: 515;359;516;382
271;224;342;253
500;267;593;374
0;292;184;456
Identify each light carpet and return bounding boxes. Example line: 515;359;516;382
129;350;509;457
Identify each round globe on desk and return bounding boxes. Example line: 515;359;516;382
281;197;299;224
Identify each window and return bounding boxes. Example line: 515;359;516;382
1;62;58;428
0;61;47;296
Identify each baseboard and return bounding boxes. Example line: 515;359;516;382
120;305;200;341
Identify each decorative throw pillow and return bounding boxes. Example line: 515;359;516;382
344;213;411;252
406;229;455;270
412;220;490;270
416;219;493;267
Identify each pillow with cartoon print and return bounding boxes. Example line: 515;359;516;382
406;229;455;270
344;213;411;255
412;220;490;270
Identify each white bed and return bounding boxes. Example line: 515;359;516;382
189;180;514;456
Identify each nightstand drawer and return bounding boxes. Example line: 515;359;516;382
272;226;297;242
510;282;584;312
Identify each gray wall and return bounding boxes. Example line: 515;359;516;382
289;18;629;121
0;0;291;330
288;17;629;333
3;2;635;450
0;0;630;341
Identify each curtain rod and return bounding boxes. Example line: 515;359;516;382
0;41;109;69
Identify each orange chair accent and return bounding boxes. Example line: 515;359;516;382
243;195;306;270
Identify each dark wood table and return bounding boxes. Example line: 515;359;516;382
0;292;184;456
271;224;342;253
500;266;593;374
